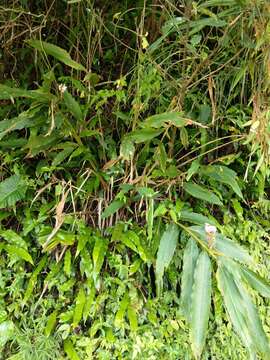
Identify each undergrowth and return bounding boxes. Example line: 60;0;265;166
0;0;270;359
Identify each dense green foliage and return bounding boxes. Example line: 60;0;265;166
0;0;270;359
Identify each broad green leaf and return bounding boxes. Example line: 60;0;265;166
201;165;243;198
64;339;80;360
127;305;138;332
137;187;156;198
23;256;47;304
234;280;270;358
101;200;125;219
120;230;148;262
126;128;162;143
189;18;227;36
44;230;75;252
73;287;86;327
4;245;33;265
190;251;212;359
217;260;270;358
64;249;72;277
0;138;27;148
156;223;180;295
52;147;75;166
217;265;256;355
183;182;222;205
146;198;154;240
45;311;58;337
83;282;95;321
181;238;199;322
63;90;83;122
0;229;27;249
24;133;60;157
186;160;200;181
0;175;27;209
0;321;15;348
27;40;86;71
0;84;54;102
120;138;135;160
92;237;108;286
0;109;41;140
180;210;216;226
190;226;252;264
141;112;188;128
114;293;129;328
241;267;270;298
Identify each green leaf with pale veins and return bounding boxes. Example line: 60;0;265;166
201;165;243;198
217;264;255;356
181;238;199;322
141;112;188;128
190;251;212;359
190;226;252;264
4;245;33;265
184;182;223;205
156;223;180;296
101;200;125;219
27;40;86;71
0;175;27;209
240;267;270;298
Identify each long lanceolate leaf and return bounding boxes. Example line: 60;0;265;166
181;238;199;322
190;251;212;359
217;264;255;356
27;40;86;71
190;226;252;264
217;262;270;359
240;267;270;298
155;223;180;296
